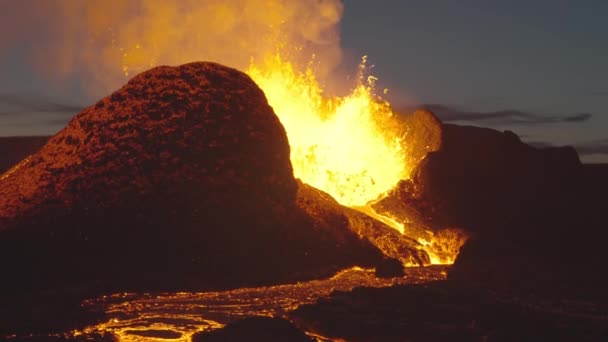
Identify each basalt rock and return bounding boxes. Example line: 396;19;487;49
0;62;383;296
374;257;405;278
378;117;608;296
290;282;608;341
425;124;593;292
374;120;582;233
296;180;428;267
411;124;583;234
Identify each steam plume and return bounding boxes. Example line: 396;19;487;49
0;0;344;97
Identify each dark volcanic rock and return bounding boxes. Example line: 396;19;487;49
374;257;405;278
432;125;605;294
412;124;582;233
0;62;382;299
296;180;428;266
373;110;468;265
291;283;608;341
376;118;608;296
294;180;386;269
191;317;313;342
375;123;582;234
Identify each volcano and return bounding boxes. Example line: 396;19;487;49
1;62;607;340
0;62;404;297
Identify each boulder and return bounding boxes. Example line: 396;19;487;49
374;257;405;278
0;62;383;295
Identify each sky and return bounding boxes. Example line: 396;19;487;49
0;0;607;162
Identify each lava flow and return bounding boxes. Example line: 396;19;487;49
247;53;408;207
70;266;448;342
246;52;466;265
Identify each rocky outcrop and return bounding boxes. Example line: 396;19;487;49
0;62;383;295
375;122;582;233
425;124;589;291
374;257;405;278
411;124;582;234
296;181;428;266
378;118;608;296
371;178;468;265
371;110;469;265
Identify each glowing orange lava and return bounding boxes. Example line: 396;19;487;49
248;54;409;207
246;53;466;265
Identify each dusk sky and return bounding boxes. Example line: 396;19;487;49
1;0;607;162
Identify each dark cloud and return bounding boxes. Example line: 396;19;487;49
0;93;83;116
562;113;593;122
411;104;593;125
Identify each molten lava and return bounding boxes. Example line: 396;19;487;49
246;53;466;265
71;266;449;341
247;54;408;207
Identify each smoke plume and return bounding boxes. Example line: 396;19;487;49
1;0;344;97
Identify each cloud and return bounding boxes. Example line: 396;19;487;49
413;104;593;125
0;0;345;97
0;93;83;116
562;113;593;122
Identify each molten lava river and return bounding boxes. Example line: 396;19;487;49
67;267;448;341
